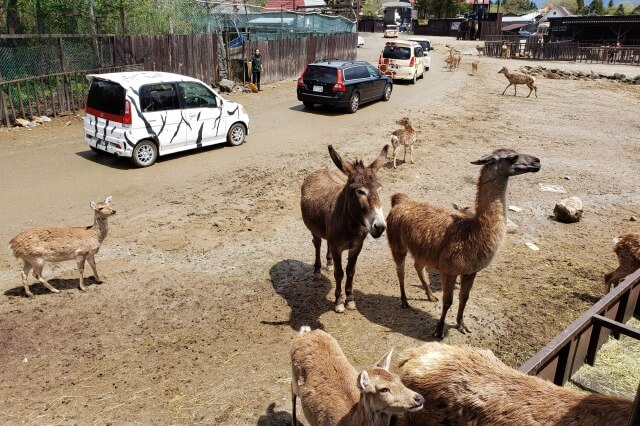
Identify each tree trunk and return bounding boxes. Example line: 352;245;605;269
87;0;103;67
36;0;45;33
7;0;22;34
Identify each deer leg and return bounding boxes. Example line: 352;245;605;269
33;262;60;294
403;145;407;163
456;272;477;334
393;145;398;169
344;242;364;310
326;246;334;272
21;261;34;298
501;83;512;95
87;255;102;283
409;144;414;164
76;256;86;291
312;234;322;274
434;273;455;338
414;260;438;302
331;245;345;313
513;84;517;96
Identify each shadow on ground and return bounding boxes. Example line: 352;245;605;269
4;277;99;297
256;402;298;426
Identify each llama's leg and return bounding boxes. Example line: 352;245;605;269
21;261;34;298
605;267;633;293
87;255;102;283
456;272;477;334
414;260;438;302
32;262;60;294
75;256;86;291
344;242;364;310
392;247;409;308
501;83;512;95
330;244;345;313
312;234;322;274
326;245;334;272
434;273;455;338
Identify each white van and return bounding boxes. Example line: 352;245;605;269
378;41;426;84
407;37;432;70
84;71;250;167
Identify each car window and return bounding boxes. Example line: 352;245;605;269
87;80;126;116
140;83;180;112
415;46;423;57
383;45;411;60
304;65;337;84
343;67;357;81
356;66;370;79
366;65;380;78
177;82;218;109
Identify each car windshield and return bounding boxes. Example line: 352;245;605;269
383;45;411;60
87;80;126;116
387;25;398;30
304;66;337;84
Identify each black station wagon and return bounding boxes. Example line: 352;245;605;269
296;60;393;113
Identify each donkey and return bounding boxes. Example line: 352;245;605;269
301;145;389;312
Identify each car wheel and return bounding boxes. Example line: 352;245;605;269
130;140;158;168
382;84;392;101
90;146;105;155
227;122;246;146
303;101;314;108
411;72;417;84
347;92;360;114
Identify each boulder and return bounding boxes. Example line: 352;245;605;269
218;79;235;93
33;115;51;124
554;196;583;223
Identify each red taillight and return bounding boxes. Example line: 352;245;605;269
297;66;307;87
410;56;415;67
378;53;382;65
85;100;132;125
332;69;346;92
122;100;132;125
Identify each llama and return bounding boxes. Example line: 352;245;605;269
386;149;541;338
300;145;389;312
604;233;640;293
471;60;479;76
390;117;417;169
498;66;537;98
395;342;633;426
291;327;424;426
9;196;116;297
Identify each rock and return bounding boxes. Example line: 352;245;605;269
525;241;540;251
562;175;571;180
219;79;235;93
508;205;523;213
15;118;31;127
539;183;566;194
506;218;519;234
554;196;583;223
630;216;637;222
33;115;51;124
65;120;72;126
613;73;625;80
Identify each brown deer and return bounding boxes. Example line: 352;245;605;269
301;145;389;312
9;196;116;297
498;66;538;98
471;60;479;76
291;327;424;426
395;342;632;426
386;149;540;338
391;117;417;169
604;233;640;293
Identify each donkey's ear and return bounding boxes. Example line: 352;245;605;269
375;347;394;371
329;145;354;175
471;153;499;165
369;144;390;172
90;201;98;210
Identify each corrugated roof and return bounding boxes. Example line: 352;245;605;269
502;22;530;31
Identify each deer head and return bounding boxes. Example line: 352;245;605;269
90;196;117;218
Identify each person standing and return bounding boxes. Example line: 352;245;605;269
251;48;263;91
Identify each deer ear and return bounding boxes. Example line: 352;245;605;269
358;370;370;390
375;347;394;371
90;201;98;210
328;145;354;175
471;154;499;165
105;196;113;204
369;145;389;172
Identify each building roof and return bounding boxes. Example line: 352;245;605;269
263;0;325;11
501;11;540;24
465;0;491;4
502;22;530;31
381;1;413;8
548;15;640;25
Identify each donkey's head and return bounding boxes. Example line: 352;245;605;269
328;145;389;238
357;348;425;415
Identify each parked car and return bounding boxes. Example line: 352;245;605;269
297;60;393;114
384;25;399;38
378;41;426;84
407;37;433;70
358;36;365;47
84;71;250;167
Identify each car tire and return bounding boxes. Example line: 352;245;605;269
227;122;246;146
382;84;392;101
346;92;360;114
302;101;314;108
90;146;105;155
411;72;417;84
130;139;158;168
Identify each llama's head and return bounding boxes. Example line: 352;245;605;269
471;149;541;177
357;348;425;415
328;145;389;238
396;117;411;127
90;196;117;218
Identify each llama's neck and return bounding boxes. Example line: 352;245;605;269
474;168;509;229
353;396;393;426
93;215;110;242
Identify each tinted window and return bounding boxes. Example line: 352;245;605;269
177;82;218;109
304;65;337;84
140;83;180;112
87;80;126;116
366;65;380;78
355;66;370;79
383;46;411;60
415;46;423;57
343;67;358;81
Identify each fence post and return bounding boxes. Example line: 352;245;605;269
58;36;69;112
0;71;10;127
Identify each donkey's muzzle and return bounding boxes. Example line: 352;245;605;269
370;223;386;239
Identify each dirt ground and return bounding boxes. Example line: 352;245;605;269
1;34;639;424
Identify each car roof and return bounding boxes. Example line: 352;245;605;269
408;37;431;42
86;71;203;90
308;60;370;68
384;40;420;47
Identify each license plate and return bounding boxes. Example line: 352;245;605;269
312;85;323;93
96;139;106;148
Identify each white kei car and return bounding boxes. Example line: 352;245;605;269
84;71;250;167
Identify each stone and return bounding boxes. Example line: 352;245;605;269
506;218;519;234
33;115;51;124
630;216;637;222
15;118;31;127
508;205;523;212
218;79;235;93
539;183;566;194
554;196;583;223
525;241;540;251
613;73;625;80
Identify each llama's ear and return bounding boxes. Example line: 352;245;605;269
105;196;113;204
358;370;370;390
90;201;98;210
328;145;354;175
471;154;499;165
375;347;394;371
369;144;389;172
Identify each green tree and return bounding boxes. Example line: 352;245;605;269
502;0;536;13
615;3;625;13
589;0;604;14
361;0;380;17
576;0;585;13
607;0;613;7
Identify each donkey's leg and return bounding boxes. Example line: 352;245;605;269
312;234;322;274
455;272;477;334
330;244;345;313
325;246;334;272
21;261;34;298
87;254;102;283
344;241;364;310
